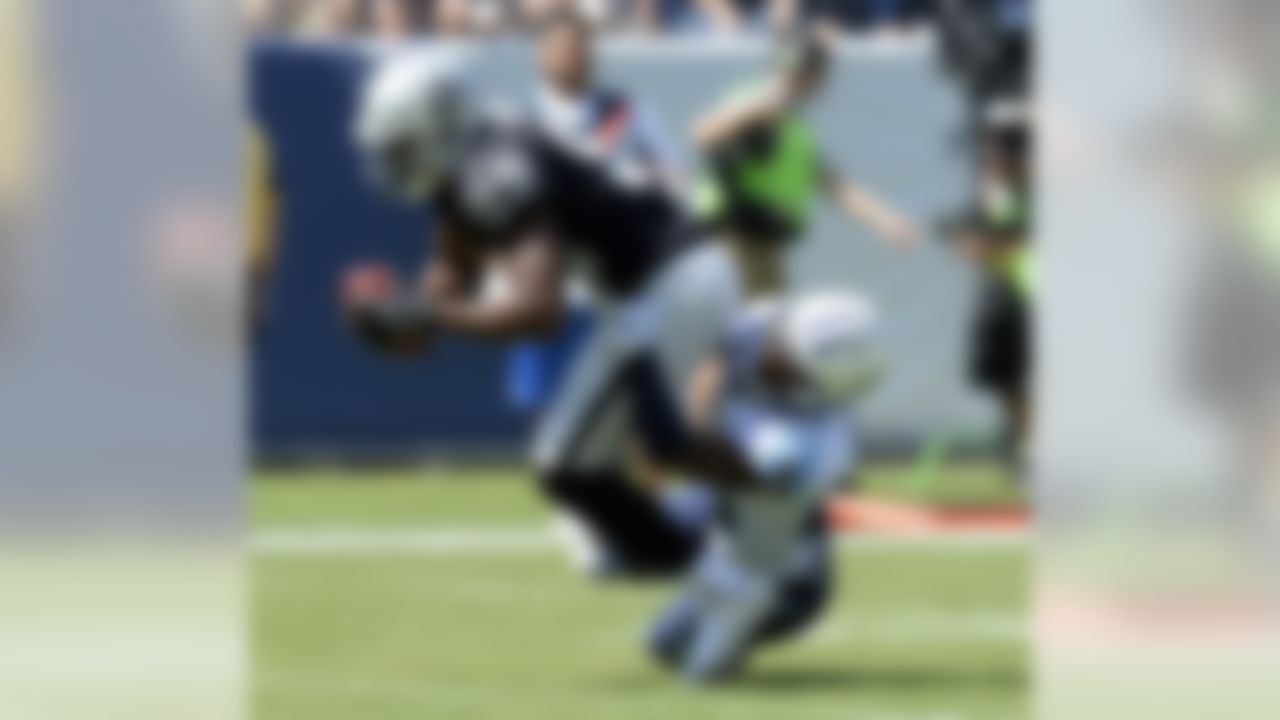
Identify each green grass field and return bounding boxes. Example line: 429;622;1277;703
253;464;1028;720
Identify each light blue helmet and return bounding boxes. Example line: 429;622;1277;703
782;290;882;403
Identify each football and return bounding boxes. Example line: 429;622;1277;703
340;261;401;314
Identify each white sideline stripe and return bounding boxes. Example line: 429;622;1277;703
252;527;1026;556
255;528;551;555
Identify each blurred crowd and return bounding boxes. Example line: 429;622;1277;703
243;0;1011;38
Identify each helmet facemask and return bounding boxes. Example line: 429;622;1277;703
356;52;473;202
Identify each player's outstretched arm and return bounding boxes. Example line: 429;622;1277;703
339;221;485;357
691;83;788;153
821;159;920;248
682;355;759;490
686;354;728;433
421;219;481;309
340;262;435;357
624;352;753;489
428;230;567;341
692;0;746;35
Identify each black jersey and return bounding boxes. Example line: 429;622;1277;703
437;119;700;298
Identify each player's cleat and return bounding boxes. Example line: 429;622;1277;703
550;512;618;578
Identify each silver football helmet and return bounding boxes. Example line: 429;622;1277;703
355;51;474;201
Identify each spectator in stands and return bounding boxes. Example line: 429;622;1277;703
612;0;664;33
369;0;422;39
434;0;522;34
243;0;282;34
247;0;966;37
810;0;935;33
432;0;472;34
680;0;799;35
522;0;679;35
522;0;589;26
525;0;676;34
297;0;365;37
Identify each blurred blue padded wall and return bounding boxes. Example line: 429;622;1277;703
252;42;527;459
251;39;991;461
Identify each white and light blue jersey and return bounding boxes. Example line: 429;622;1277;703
707;299;858;578
652;300;861;682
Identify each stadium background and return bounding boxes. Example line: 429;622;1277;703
251;37;995;460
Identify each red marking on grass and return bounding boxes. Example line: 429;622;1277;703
828;497;1029;533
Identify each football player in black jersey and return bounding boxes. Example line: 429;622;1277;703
342;51;747;577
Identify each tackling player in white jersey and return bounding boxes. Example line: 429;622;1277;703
649;290;881;683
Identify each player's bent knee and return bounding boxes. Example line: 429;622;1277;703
536;467;577;500
647;595;701;670
535;468;701;579
753;573;832;644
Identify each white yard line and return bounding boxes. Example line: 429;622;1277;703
253;527;553;556
252;526;1027;557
